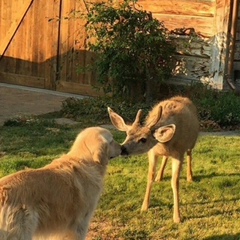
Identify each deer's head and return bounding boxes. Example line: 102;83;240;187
108;107;176;156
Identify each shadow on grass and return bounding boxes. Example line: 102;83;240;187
203;233;240;240
143;171;240;182
191;172;240;182
122;229;151;240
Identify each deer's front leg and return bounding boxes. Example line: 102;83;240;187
141;149;158;212
171;157;183;223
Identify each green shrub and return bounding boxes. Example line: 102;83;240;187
85;0;176;103
197;92;240;127
61;84;240;129
61;96;151;123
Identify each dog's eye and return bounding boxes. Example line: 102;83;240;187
139;138;147;143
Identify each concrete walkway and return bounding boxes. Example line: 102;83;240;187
0;83;85;126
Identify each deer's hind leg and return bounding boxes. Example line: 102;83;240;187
186;149;193;182
155;156;168;182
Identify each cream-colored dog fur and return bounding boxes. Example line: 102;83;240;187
0;127;121;240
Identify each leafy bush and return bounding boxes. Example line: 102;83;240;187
4;116;40;126
174;83;240;127
61;96;151;123
61;83;240;130
197;92;240;127
85;0;176;103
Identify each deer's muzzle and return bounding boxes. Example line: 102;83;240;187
121;145;128;156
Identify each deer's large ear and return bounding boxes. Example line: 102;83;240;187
153;124;176;143
146;106;162;129
108;107;128;131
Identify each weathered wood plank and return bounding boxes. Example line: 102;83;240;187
56;81;104;97
44;0;61;90
173;55;211;81
0;0;233;94
0;1;12;39
72;0;88;84
236;19;240;41
0;0;33;56
210;0;231;90
0;0;60;91
154;14;214;37
138;0;215;17
0;72;45;88
59;0;92;86
171;36;212;57
234;42;240;60
59;0;72;84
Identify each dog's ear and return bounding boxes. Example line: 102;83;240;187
92;141;109;166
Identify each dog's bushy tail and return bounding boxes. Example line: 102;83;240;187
0;230;7;240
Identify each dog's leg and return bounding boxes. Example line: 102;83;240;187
0;206;38;240
62;219;91;240
0;230;7;240
63;228;87;240
76;221;92;240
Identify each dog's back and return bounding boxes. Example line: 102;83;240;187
0;127;121;240
0;156;104;240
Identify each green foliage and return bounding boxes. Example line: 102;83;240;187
60;84;240;129
85;0;176;102
61;96;152;123
4;115;55;127
182;83;240;127
198;92;240;126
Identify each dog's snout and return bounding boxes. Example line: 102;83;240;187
121;145;128;156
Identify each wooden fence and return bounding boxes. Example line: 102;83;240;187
0;0;235;95
0;0;100;96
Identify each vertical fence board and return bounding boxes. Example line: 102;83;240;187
0;0;60;89
56;0;100;95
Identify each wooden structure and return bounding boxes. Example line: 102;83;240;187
139;0;240;90
0;0;98;96
0;0;239;96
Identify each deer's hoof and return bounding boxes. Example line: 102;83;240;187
173;216;181;223
141;205;149;212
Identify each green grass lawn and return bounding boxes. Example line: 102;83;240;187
0;119;239;240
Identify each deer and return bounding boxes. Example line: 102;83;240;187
108;96;199;223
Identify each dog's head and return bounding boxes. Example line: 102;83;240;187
68;127;121;165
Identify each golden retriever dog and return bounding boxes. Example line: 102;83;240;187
0;127;121;240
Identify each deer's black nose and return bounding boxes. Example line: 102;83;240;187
121;145;128;156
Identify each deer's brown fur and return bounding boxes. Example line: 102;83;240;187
108;96;199;223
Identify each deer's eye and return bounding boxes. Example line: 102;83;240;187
139;138;147;143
